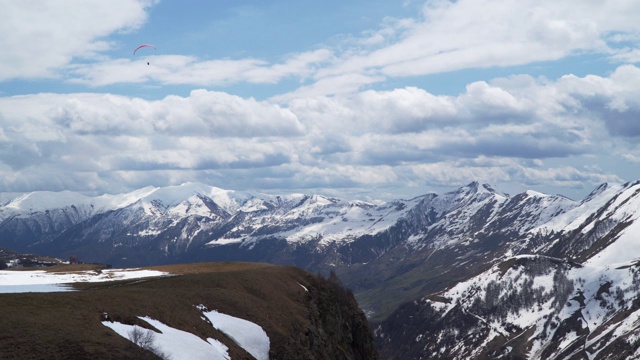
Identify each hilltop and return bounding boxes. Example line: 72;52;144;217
0;262;377;359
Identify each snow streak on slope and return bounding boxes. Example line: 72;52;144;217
103;317;231;360
202;308;270;360
103;309;270;360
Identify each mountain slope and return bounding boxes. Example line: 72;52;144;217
0;262;378;360
376;255;640;359
375;180;640;359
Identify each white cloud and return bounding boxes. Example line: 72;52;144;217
0;89;303;191
68;49;335;87
5;0;639;101
0;90;303;138
282;0;640;97
0;0;155;81
622;153;640;164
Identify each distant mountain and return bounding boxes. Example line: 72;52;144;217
2;180;640;358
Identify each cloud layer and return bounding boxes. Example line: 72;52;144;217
2;66;639;198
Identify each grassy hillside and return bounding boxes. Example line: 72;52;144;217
0;262;377;360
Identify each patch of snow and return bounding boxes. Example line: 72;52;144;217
103;308;270;360
103;317;230;360
0;268;169;293
207;237;244;246
137;229;162;237
203;309;270;360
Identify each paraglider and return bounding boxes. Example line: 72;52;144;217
133;44;156;55
133;44;156;65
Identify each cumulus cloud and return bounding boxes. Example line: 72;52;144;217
1;66;639;197
0;90;302;191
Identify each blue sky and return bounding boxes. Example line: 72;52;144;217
1;0;640;201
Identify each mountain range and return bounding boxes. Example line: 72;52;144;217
2;180;640;359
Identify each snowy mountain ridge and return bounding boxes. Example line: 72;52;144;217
1;180;636;257
0;183;254;219
3;180;640;358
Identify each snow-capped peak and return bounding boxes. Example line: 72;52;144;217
4;190;91;212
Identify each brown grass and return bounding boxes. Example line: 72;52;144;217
0;262;374;360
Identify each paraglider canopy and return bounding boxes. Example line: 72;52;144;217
133;44;156;55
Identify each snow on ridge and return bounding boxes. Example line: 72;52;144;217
4;181;640;252
524;189;547;198
96;186;158;210
206;195;412;247
140;183;221;207
0;182;258;219
530;182;624;234
4;190;91;212
431;182;508;215
514;191;577;232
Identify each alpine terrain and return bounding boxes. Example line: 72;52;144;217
2;180;640;359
